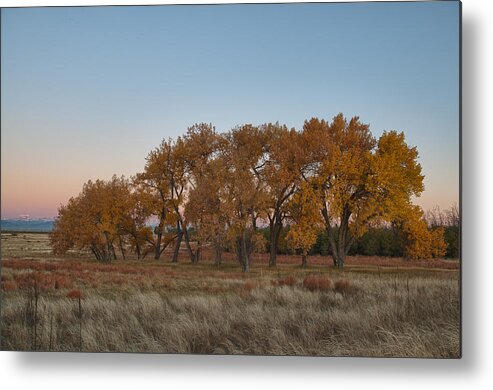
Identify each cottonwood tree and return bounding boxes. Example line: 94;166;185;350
185;157;229;265
158;136;190;263
262;123;302;267
179;123;225;263
51;176;134;262
303;114;429;268
222;124;269;272
425;204;460;258
286;181;322;267
119;186;154;260
134;139;179;260
397;205;447;259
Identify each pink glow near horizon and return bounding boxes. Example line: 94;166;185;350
1;175;459;220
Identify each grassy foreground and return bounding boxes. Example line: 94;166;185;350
0;233;460;357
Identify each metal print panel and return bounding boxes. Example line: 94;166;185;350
0;1;461;357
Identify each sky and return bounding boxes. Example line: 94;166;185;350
0;1;460;219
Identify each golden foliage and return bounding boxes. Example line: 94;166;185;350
286;181;321;255
50;176;135;262
50;114;450;268
399;206;447;260
301;114;427;266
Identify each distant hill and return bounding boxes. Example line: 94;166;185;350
1;219;54;232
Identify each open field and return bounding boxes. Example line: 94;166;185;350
0;232;460;357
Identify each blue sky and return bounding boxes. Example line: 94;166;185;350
1;2;460;218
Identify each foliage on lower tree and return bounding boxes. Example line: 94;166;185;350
50;176;151;262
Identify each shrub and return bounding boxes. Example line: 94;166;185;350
242;280;256;291
444;226;460;258
236;280;257;297
334;279;352;294
1;274;13;282
302;275;333;291
53;275;73;290
272;275;296;287
66;289;84;299
1;280;18;291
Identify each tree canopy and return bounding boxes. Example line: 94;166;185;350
51;114;449;270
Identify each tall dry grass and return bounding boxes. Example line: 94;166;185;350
1;232;460;357
1;273;459;357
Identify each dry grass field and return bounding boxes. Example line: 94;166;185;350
0;232;460;357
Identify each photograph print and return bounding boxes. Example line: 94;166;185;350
0;1;461;357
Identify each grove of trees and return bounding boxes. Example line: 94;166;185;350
51;114;455;270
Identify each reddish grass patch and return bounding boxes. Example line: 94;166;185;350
53;275;74;290
1;258;176;278
1;280;18;291
205;270;246;280
334;279;352;294
236;280;257;297
1;274;13;282
2;258;181;291
66;289;83;299
13;272;74;291
272;275;297;287
343;256;459;270
303;275;333;291
1;253;459;284
250;253;458;270
206;285;226;294
242;280;256;291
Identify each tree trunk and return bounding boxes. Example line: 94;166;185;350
327;228;345;268
242;253;250;272
90;246;101;261
334;252;345;268
336;210;348;268
328;233;350;268
269;216;282;267
327;228;340;267
301;252;307;268
154;229;162;260
242;259;250;272
322;206;339;267
118;234;126;260
172;222;183;263
173;206;196;263
236;236;243;265
135;242;141;260
328;238;345;268
194;245;202;263
325;206;352;268
154;207;167;260
97;243;111;263
235;234;250;272
269;220;276;267
110;242;117;261
241;231;250;272
214;243;223;265
269;242;276;267
103;232;116;262
182;226;197;263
